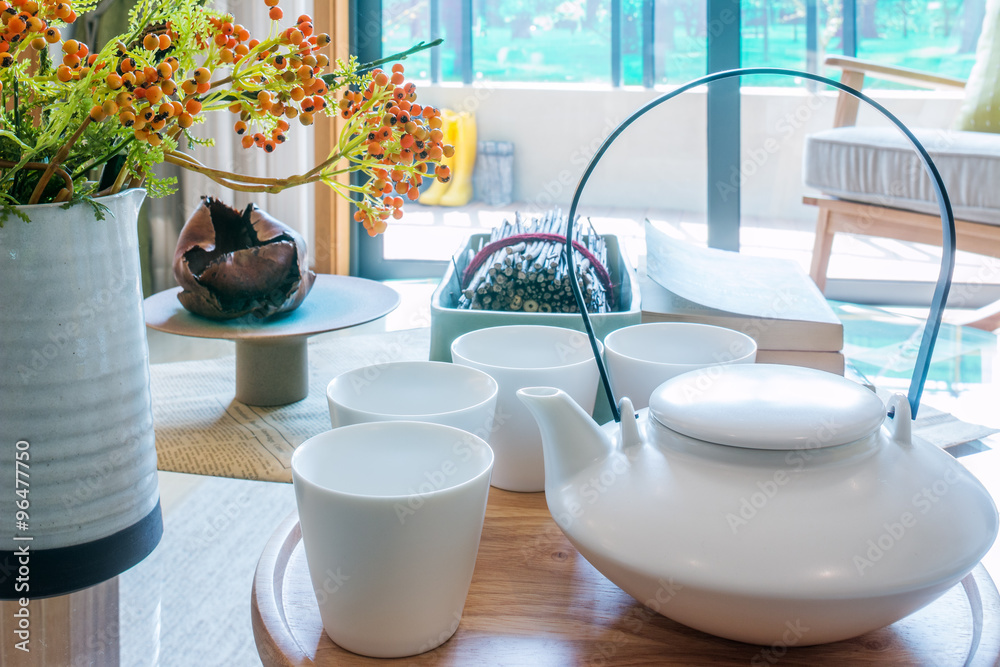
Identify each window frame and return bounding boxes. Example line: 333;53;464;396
350;0;892;280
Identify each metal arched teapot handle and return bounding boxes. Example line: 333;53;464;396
565;67;956;423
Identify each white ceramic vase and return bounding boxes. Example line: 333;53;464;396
0;189;162;599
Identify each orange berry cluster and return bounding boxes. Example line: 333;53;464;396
223;10;332;151
0;0;444;233
79;31;196;147
53;37;93;81
72;3;334;151
234;116;290;153
0;0;77;91
346;63;454;235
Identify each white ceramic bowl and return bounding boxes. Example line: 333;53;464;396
451;325;602;492
292;422;493;657
604;322;757;410
327;361;498;439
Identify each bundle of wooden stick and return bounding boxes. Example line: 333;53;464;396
456;210;614;313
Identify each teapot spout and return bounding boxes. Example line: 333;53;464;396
517;387;613;490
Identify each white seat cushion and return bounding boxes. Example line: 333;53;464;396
803;126;1000;226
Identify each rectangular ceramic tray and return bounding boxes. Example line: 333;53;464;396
429;234;640;423
429;233;641;363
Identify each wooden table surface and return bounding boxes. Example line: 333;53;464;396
252;487;1000;666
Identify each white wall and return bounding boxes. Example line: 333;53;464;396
419;83;965;222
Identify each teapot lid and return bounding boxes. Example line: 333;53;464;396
648;364;887;450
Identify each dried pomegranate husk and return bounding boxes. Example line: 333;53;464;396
173;198;316;320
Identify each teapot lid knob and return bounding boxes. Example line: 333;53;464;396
649;364;886;450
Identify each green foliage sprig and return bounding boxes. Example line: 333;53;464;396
0;0;447;235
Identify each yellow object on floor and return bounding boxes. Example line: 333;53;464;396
438;111;477;207
418;109;459;206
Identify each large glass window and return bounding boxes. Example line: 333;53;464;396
740;0;809;82
385;0;982;87
856;0;980;85
623;0;645;85
473;0;613;83
654;0;708;84
381;0;433;79
438;0;465;81
365;0;982;280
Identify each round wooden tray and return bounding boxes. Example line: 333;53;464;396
252;489;1000;666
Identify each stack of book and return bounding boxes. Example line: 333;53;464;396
640;222;845;374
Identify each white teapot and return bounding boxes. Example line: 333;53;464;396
517;364;998;646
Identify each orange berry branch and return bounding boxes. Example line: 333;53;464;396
0;0;448;235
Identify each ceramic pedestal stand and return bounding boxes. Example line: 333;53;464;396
145;274;400;406
235;339;311;406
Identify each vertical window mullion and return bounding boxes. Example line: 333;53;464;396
705;0;741;252
806;0;818;73
612;0;622;87
461;0;473;84
351;0;382;277
642;0;655;88
430;0;441;83
842;0;857;58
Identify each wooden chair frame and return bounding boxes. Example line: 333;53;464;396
806;56;1000;329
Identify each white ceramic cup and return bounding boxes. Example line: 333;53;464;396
292;422;494;658
327;361;498;440
603;322;757;410
451;325;602;492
